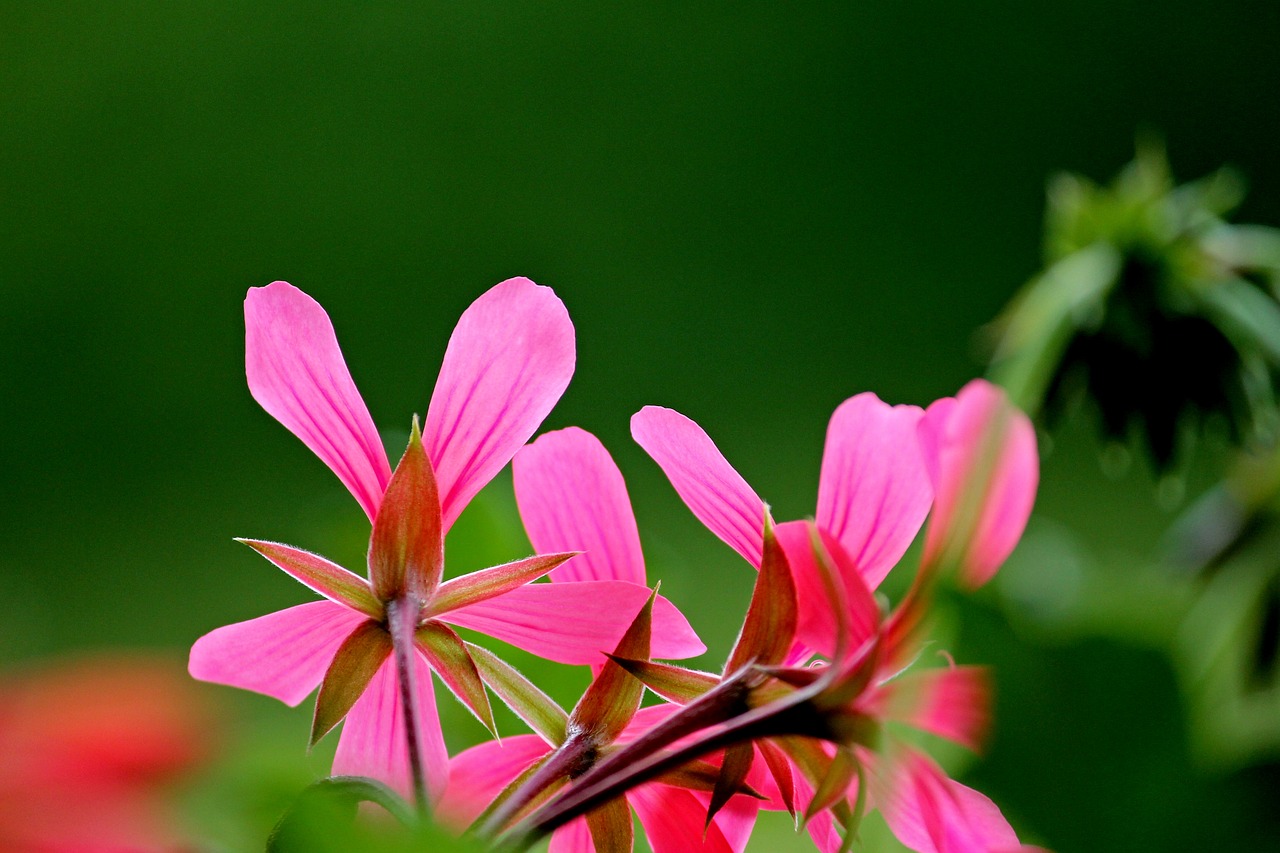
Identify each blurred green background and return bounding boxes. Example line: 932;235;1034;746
4;2;1280;850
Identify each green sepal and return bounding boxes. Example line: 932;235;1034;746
726;512;797;672
569;588;656;742
706;741;755;827
602;656;719;705
369;417;443;602
467;642;568;745
424;551;578;618
266;776;415;851
840;760;868;853
415;622;496;737
804;746;858;824
311;622;391;746
777;736;856;838
585;795;633;853
237;539;381;619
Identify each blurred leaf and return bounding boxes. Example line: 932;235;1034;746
266;777;412;852
988;243;1121;414
1198;276;1280;365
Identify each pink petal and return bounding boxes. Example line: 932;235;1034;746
919;380;1039;588
514;427;645;585
794;765;844;853
776;521;880;663
869;666;991;752
332;651;449;803
548;817;594;853
438;580;705;665
438;735;551;829
616;703;678;744
188;601;367;706
711;787;762;853
423;278;575;531
618;710;759;852
631;406;767;567
245;282;391;520
630;783;736;853
817;394;932;589
876;749;1022;853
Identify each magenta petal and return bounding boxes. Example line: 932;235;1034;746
793;763;843;853
439;735;551;829
439;581;705;665
332;651;448;803
188;601;367;706
776;521;879;661
514;427;646;585
423;278;575;531
919;380;1039;588
631;406;767;567
711;785;762;853
817;393;932;589
548;817;594;853
630;783;736;853
877;749;1021;853
616;703;678;745
245;282;391;520
873;666;991;752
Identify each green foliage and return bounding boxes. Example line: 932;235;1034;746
267;777;477;853
990;145;1280;470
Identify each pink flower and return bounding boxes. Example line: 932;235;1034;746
442;706;748;853
629;383;1041;852
917;379;1039;589
512;427;704;661
189;279;701;802
871;747;1049;853
631;390;932;659
439;426;719;852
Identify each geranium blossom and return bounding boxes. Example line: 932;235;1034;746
441;426;735;852
189;279;701;801
629;380;1040;852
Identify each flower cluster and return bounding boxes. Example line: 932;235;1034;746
191;278;1044;852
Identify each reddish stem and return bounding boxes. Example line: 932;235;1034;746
387;595;428;815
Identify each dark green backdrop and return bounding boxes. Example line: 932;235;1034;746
4;3;1279;850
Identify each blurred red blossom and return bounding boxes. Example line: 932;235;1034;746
0;655;213;853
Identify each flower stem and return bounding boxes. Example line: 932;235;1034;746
479;730;592;841
386;595;428;816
